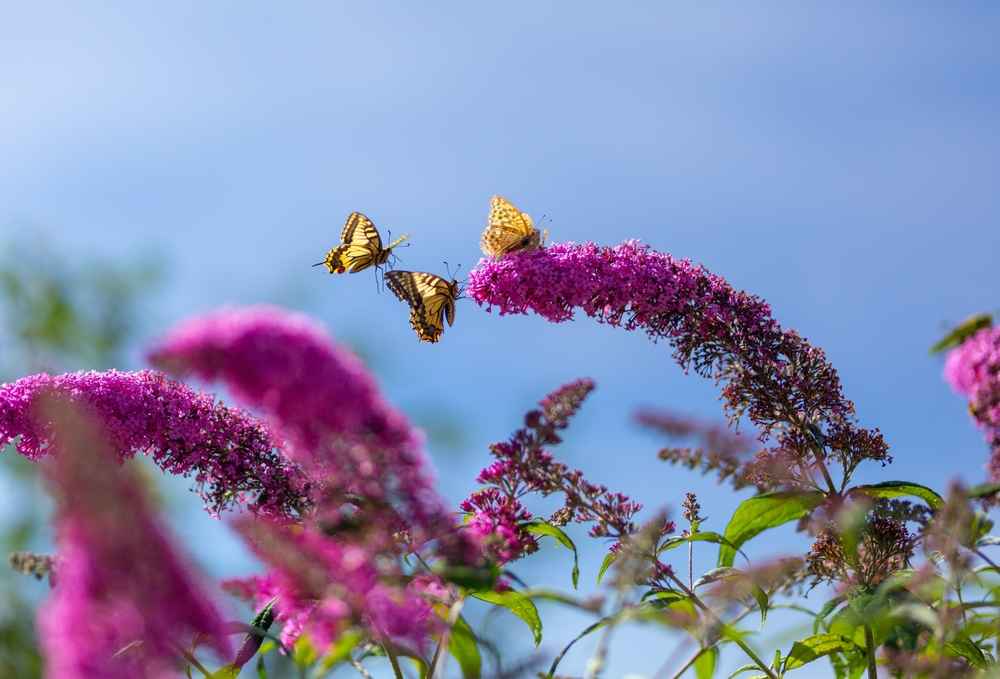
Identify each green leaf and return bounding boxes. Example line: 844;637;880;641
784;634;860;671
448;616;482;679
434;562;500;591
969;481;1000;500
524;522;580;588
693;567;744;589
644;589;689;607
945;634;992;670
719;492;824;567
850;481;943;509
726;664;766;679
232;598;278;670
694;648;718;679
596;549;622;586
405;655;429;678
814;596;847;634
929;313;992;354
472;590;542;647
317;631;365;673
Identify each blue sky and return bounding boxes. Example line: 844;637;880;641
3;2;1000;676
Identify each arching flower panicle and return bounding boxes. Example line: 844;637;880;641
0;369;304;517
469;243;887;490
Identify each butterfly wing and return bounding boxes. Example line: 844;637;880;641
385;271;458;343
480;195;541;258
318;212;396;274
341;212;382;250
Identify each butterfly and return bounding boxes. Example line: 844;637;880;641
384;270;459;343
480;195;548;259
315;212;409;274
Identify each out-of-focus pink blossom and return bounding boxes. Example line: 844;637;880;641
235;518;437;650
37;398;233;679
944;325;1000;480
0;370;304;517
150;306;479;650
148;305;449;536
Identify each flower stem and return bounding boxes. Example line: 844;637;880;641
666;572;778;679
427;592;467;679
375;628;405;679
863;623;877;679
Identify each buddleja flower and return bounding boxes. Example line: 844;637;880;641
148;305;449;537
943;324;1000;481
468;242;889;492
37;397;233;679
149;306;477;649
805;497;927;589
462;379;642;565
636;410;755;488
0;369;304;517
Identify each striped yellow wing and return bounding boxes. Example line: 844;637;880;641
317;212;409;274
384;270;458;343
480;195;542;258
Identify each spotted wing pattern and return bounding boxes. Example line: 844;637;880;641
317;212;409;274
480;195;545;259
384;270;458;343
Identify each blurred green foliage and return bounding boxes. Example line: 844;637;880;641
0;234;160;376
0;230;160;677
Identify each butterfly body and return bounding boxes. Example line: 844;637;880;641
318;212;409;274
384;270;459;343
480;195;547;258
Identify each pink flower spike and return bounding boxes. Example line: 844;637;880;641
37;396;234;679
0;370;305;518
944;325;1000;480
148;305;450;538
469;242;889;490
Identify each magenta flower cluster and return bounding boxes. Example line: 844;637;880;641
0;369;304;517
149;306;474;647
469;242;889;490
233;519;438;650
944;325;1000;480
462;379;642;566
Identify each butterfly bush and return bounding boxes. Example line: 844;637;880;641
0;369;304;517
37;398;232;679
944;324;1000;480
149;305;480;648
468;241;890;493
